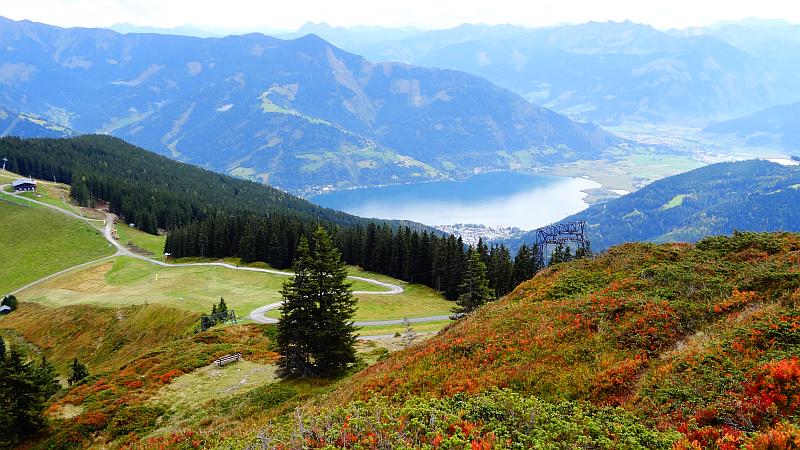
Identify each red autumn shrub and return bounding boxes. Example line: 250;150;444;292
737;357;800;427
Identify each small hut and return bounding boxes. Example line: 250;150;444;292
12;178;36;192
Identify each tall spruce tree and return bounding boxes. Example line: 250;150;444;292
513;244;535;285
453;250;494;315
67;358;89;387
0;346;60;447
277;227;358;378
218;298;228;320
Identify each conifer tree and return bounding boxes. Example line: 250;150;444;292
67;358;89;387
575;241;592;259
277;227;358;378
32;355;60;399
70;176;91;206
453;250;494;315
218;298;228;320
550;244;565;265
0;347;60;447
513;244;535;285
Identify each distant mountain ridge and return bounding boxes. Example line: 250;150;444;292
340;21;797;126
0;17;621;194
502;160;800;251
702;101;800;150
565;160;800;250
0;107;73;138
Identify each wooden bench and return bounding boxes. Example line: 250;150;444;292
213;353;242;367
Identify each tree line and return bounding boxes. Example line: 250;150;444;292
0;135;414;234
165;214;543;301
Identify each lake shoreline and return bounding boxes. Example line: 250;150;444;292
310;171;603;231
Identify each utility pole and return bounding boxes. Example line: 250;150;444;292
1;157;6;172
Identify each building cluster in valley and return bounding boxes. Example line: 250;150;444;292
435;223;526;246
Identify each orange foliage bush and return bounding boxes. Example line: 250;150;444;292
153;369;184;384
592;354;648;404
713;289;760;315
744;423;800;450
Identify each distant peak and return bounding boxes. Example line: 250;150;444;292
294;33;331;46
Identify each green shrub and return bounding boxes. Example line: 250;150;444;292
106;405;168;438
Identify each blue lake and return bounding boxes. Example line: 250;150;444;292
310;172;599;230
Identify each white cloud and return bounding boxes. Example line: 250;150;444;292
2;0;799;32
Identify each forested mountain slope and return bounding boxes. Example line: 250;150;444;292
703;101;800;151
509;160;800;251
0;135;417;232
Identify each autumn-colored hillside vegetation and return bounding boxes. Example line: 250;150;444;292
1;303;198;373
273;232;800;449
4;232;800;449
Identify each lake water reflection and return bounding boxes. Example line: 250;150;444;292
310;172;600;230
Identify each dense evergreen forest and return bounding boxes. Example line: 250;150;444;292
0;135;414;233
1;135;543;300
165;214;542;300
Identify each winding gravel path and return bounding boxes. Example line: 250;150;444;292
2;184;449;337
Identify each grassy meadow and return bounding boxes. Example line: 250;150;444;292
0;200;114;294
115;222;167;259
17;256;454;324
264;282;451;321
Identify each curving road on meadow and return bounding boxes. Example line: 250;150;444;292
2;184;448;336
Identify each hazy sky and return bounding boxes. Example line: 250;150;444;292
2;0;798;32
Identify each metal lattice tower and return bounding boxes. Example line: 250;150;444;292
533;220;590;268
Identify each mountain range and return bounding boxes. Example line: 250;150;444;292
702;101;800;151
0;17;622;194
323;21;797;126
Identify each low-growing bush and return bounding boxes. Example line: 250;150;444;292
255;389;681;449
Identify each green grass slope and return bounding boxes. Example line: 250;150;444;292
18;257;453;323
5;232;800;449
0;199;114;294
0;303;198;373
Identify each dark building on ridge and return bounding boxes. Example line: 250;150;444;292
12;178;36;192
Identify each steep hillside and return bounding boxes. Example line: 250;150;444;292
5;232;800;448
0;193;113;294
0;303;198;373
703;101;800;151
282;232;800;448
0;17;622;193
0;107;73;138
511;159;800;251
1;304;281;449
357;21;791;126
0;135;423;232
